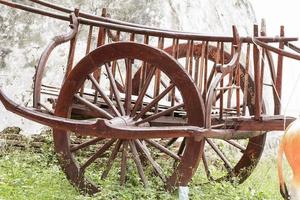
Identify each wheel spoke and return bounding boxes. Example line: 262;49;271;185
135;103;184;125
101;140;123;179
116;61;125;88
165;137;178;147
131;67;156;116
145;139;181;161
125;58;133;115
105;63;125;116
70;137;104;152
224;139;246;153
177;138;186;156
74;94;113;119
80;139;117;172
88;74;121;117
206;139;233;172
202;153;212;180
129;140;148;187
135;139;166;182
134;83;175;120
120;140;129;186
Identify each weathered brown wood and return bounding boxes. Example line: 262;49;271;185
203;41;209;98
235;63;241;116
145;139;181;161
129;140;148;187
80;25;93;96
134;84;175;120
88;74;121;117
80;139;116;172
224;139;246;153
101;140;122;179
111;30;121;78
135;139;166;181
33;13;79;108
70;137;103;152
219;42;224;120
253;24;261;119
207;42;220;95
206;138;233;171
226;116;295;132
120;140;128;186
131;67;156;117
202;153;212;180
154;37;164;113
260;20;266;114
74;94;114;119
3;1;300;193
185;40;191;71
93;9;107;103
105;63;125;116
275;26;284;115
135;103;184;125
189;40;194;76
125;58;133;115
198;41;206;92
1;1;298;44
242;43;251;116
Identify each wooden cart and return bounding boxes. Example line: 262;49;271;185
0;0;299;195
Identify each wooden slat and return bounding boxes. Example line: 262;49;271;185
242;43;251;116
185;40;192;71
63;9;80;81
253;24;261;119
203;41;209;98
80;25;93;96
129;140;148;187
198;41;206;92
131;67;156;117
154;37;164;113
93;9;108;103
101;140;122;179
125;58;132;115
219;42;224;119
120;140;128;186
139;35;150;93
189;40;194;76
275;26;285;115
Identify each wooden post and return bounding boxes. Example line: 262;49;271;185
93;8;108;103
260;19;266;109
274;26;285;115
253;24;261;120
64;8;80;81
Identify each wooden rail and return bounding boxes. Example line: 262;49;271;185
0;0;297;43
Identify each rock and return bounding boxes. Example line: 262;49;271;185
0;126;21;135
0;0;256;134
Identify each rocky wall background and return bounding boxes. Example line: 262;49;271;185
0;0;257;134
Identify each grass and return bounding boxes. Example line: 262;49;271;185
0;139;288;200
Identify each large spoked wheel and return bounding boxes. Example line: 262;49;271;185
52;42;205;194
132;43;266;184
189;45;266;183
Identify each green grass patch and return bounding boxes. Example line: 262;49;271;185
0;144;287;200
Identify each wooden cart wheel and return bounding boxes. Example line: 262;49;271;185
175;43;266;184
132;43;266;184
52;42;205;194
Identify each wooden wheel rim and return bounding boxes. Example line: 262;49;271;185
131;43;266;183
53;42;205;194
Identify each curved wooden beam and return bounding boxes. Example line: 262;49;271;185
33;13;79;108
205;26;242;128
253;37;300;61
0;0;297;43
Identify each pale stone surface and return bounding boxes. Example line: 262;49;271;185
0;0;256;134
